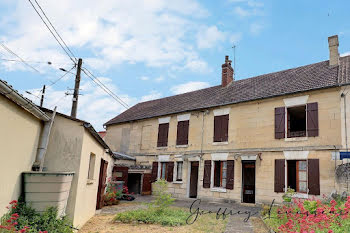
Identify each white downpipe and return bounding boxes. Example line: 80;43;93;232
33;107;57;171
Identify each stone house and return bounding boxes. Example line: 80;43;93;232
103;35;350;204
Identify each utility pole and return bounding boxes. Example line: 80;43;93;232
40;85;45;107
71;58;82;118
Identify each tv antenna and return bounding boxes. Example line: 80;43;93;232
232;44;236;77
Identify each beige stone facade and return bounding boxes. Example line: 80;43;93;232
105;87;349;204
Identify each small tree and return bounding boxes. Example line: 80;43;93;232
150;179;174;213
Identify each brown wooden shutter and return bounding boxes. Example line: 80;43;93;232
274;159;285;192
183;120;189;145
308;159;320;195
214;116;221;142
176;121;182;145
222;115;229;142
157;123;169;147
176;121;189;145
203;160;211;188
226;160;234;190
307;102;319;137
151;161;158;182
275;107;286;139
167;162;174;182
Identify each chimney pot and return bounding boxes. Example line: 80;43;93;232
222;55;234;87
328;35;339;66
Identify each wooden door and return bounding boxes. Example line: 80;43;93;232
141;173;152;195
96;159;108;209
242;161;255;203
113;166;129;186
189;161;199;198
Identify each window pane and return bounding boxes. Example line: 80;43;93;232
222;161;227;180
214;161;221;187
299;161;307;170
177;162;183;181
299;171;307;181
161;163;166;179
299;181;307;192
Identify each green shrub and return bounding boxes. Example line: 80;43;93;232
149;179;174;213
114;207;188;226
0;199;73;233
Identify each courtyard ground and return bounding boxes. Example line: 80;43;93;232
78;196;269;233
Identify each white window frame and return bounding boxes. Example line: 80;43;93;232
283;151;309;198
173;160;184;183
283;95;309;141
210;153;228;192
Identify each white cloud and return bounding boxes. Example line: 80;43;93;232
170;81;210;95
22;77;137;131
234;6;251;17
155;76;164;82
140;76;149;81
140;91;162;102
197;26;226;49
341;51;350;57
0;0;215;74
250;22;264;35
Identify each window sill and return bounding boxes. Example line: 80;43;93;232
173;181;183;184
176;145;188;148
212;141;229;146
157;146;168;150
87;179;94;185
210;187;227;193
285;137;308;142
292;193;308;199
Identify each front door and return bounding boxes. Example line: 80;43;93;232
96;159;108;209
189;161;199;198
242;161;255;203
141;173;152;195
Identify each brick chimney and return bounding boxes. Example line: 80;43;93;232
328;35;339;66
222;55;234;87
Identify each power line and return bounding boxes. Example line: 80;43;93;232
47;65;76;88
0;57;70;65
0;43;42;73
49;92;69;108
81;68;129;109
27;0;76;64
82;67;129;108
33;0;77;61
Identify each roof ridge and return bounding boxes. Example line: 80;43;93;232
105;57;347;126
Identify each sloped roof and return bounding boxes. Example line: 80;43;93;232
112;152;136;161
0;79;50;121
105;56;350;126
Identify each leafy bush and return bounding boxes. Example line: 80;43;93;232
282;188;295;203
149;179;174;212
263;196;350;232
103;179;122;206
0;200;73;233
114;207;188;226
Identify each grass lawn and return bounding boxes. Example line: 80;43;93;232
79;206;228;233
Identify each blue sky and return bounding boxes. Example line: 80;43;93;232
0;0;349;130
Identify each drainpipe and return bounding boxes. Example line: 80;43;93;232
341;93;348;152
32;107;57;171
200;110;209;157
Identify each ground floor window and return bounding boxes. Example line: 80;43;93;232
287;160;307;193
160;162;168;180
214;161;227;188
176;161;183;181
